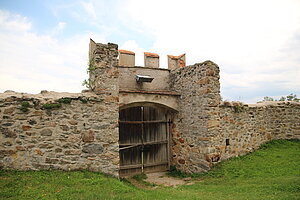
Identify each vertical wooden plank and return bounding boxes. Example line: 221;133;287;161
141;106;144;173
167;114;171;169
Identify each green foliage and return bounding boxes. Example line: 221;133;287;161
263;96;274;101
79;97;88;104
1;140;299;200
132;173;147;182
82;78;93;89
167;166;191;178
233;105;244;113
131;173;156;187
19;101;30;112
262;93;299;102
279;96;286;101
57;98;72;104
286;93;299;102
82;58;96;89
42;103;61;110
87;58;96;74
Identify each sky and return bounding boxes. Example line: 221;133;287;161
0;0;299;103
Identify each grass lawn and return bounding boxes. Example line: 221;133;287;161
0;139;299;200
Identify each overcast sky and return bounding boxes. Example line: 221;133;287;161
0;0;299;103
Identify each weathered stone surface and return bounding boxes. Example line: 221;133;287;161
40;128;52;136
68;120;78;125
60;125;69;131
34;149;44;155
28;119;37;125
2;122;13;126
3;107;15;114
207;120;220;128
82;130;94;143
22;125;32;131
82;144;103;154
16;145;26;151
64;149;81;155
178;159;185;164
1;128;17;138
45;157;59;164
0;149;16;158
38;143;54;149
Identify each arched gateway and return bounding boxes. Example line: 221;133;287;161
119;104;174;177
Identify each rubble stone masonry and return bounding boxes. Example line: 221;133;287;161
170;61;222;173
170;61;300;172
0;91;119;176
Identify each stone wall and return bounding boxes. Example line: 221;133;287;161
169;61;221;173
168;60;300;173
89;40;119;95
215;101;300;160
0;91;119;176
118;66;171;92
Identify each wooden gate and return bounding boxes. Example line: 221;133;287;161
119;106;171;177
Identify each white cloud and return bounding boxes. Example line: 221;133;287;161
118;0;300;102
81;1;97;20
1;0;300;103
0;10;31;32
49;22;66;36
0;10;105;94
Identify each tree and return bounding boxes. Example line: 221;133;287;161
263;96;274;101
286;93;299;102
279;96;286;101
262;93;299;102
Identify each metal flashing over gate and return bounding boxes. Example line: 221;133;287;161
119;106;172;177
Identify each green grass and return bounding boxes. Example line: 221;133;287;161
1;139;299;200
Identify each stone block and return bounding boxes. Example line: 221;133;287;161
22;125;32;131
1;128;17;138
38;143;54;149
4;107;15;114
168;54;186;70
82;130;95;143
45;157;59;164
0;149;16;158
16;145;26;151
196;77;209;85
206;69;215;76
207;120;220;128
68;120;78;125
40;128;53;136
64;149;81;155
60;125;69;131
104;96;119;103
144;52;159;68
178;159;185;164
119;50;135;67
82;144;103;154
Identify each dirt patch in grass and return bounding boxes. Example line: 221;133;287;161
145;172;194;187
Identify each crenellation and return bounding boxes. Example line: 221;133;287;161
144;52;160;68
118;49;135;67
168;54;186;70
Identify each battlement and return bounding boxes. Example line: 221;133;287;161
90;39;185;70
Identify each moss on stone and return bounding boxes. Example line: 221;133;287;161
57;97;72;104
19;101;30;112
42;103;61;110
